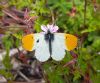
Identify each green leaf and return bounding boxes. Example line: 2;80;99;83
73;70;81;81
2;50;12;70
0;69;13;80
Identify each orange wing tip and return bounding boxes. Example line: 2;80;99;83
22;34;34;51
65;34;78;51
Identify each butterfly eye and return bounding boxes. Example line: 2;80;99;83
36;39;39;43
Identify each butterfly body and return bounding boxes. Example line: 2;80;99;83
45;30;54;56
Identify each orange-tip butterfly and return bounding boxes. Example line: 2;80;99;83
22;24;78;62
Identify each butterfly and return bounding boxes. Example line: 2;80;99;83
22;24;78;62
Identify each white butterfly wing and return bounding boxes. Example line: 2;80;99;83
51;33;66;61
34;34;50;62
22;33;77;62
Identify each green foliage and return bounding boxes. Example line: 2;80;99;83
43;62;70;83
12;31;23;48
2;35;14;51
0;0;100;82
0;69;13;80
73;70;81;81
9;0;33;9
2;54;12;70
0;35;13;79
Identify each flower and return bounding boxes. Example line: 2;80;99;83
0;34;4;43
41;24;59;33
0;34;4;37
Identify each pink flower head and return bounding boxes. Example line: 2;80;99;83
0;34;4;37
41;24;59;34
